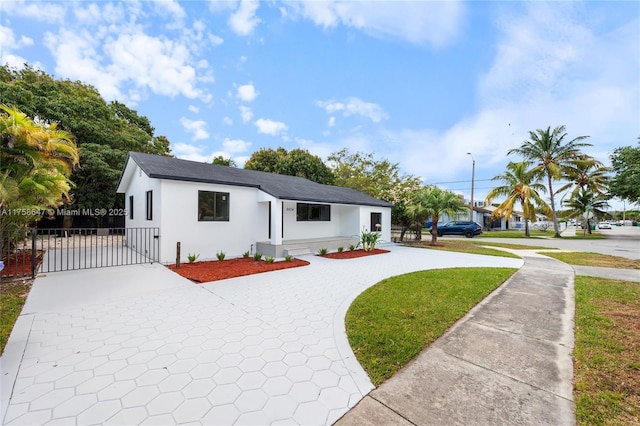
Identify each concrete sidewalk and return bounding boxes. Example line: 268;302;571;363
337;253;576;425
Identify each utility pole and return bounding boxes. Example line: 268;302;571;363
467;152;475;222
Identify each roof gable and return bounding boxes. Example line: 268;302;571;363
118;152;393;208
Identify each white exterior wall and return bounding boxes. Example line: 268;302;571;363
357;206;392;244
125;164;162;229
282;201;342;239
158;180;266;263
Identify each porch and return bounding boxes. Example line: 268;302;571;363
256;236;360;258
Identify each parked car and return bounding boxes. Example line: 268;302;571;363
597;222;611;229
431;221;483;238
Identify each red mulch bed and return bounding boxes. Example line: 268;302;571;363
168;257;310;283
1;250;43;278
319;248;390;259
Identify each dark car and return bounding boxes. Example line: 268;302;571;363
431;221;483;238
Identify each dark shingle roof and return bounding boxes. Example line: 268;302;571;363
124;152;393;208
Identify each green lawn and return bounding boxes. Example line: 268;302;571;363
573;277;640;425
0;280;32;355
404;240;521;258
540;252;640;269
345;267;516;385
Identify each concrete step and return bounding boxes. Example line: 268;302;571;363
284;247;312;257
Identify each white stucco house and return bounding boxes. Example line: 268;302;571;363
116;152;393;263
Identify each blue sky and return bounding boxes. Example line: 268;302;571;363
2;0;639;209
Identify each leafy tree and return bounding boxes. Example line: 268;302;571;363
244;147;335;184
609;141;640;205
212;155;237;167
485;161;548;237
563;189;610;234
406;186;468;245
508;125;591;237
0;64;171;225
328;149;403;199
557;157;609;199
0;104;79;231
327;148;422;238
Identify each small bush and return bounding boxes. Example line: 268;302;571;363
243;251;250;258
318;248;328;255
348;244;356;251
216;251;226;261
284;255;292;262
337;246;344;252
265;256;275;264
187;253;199;263
253;252;263;261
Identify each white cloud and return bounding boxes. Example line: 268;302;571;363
1;0;67;23
229;0;261;36
208;33;224;46
153;0;186;20
239;106;254;123
255;118;288;136
236;83;258;102
317;97;388;123
328;117;336;127
223;116;233;126
188;105;200;113
283;1;464;47
0;26;34;67
180;117;210;141
35;2;213;105
105;32;208;100
172;142;213;163
222;137;252;153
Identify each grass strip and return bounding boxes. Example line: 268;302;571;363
574;276;640;425
403;241;520;258
0;280;32;355
346;267;516;386
540;252;640;269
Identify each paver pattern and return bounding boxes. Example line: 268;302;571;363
2;245;522;425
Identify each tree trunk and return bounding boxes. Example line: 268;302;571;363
524;220;530;237
430;214;439;245
547;174;561;237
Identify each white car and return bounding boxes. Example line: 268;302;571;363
597;222;611;229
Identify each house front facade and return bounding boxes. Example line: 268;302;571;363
117;152;393;263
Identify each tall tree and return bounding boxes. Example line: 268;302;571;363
609;141;640;205
244;147;335;184
406;186;468;245
0;64;171;224
485;161;548;237
557;158;609;199
563;189;610;235
212;155;237;167
0;104;79;231
508;125;591;237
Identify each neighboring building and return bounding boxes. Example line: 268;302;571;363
117;152;393;263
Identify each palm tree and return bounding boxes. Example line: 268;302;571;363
406;186;468;245
508;125;591;237
557;157;609;198
0;104;79;231
485;161;548;237
563;189;610;234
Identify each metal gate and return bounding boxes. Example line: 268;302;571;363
0;227;160;279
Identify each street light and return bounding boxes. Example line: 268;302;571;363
467;152;475;222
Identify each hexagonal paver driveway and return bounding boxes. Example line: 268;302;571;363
1;245;522;425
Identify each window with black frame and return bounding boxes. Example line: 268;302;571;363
370;212;382;231
296;203;330;221
198;190;230;221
